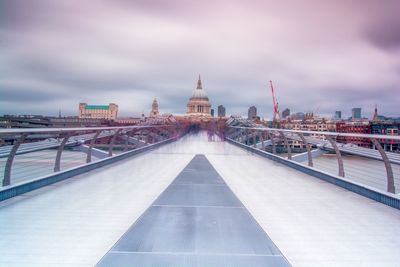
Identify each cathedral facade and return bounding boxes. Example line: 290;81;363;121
186;76;212;118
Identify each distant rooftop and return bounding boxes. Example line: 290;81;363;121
85;105;109;110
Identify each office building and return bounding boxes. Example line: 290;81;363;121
352;108;362;120
218;105;226;117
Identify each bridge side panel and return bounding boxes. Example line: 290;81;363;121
0;138;176;202
226;138;400;210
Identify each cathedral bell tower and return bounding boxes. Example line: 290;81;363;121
149;97;159;118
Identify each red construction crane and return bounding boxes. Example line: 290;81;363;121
269;80;281;127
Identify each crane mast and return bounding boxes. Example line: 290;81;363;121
269;80;281;128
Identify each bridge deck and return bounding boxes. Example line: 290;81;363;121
97;154;291;266
0;133;399;266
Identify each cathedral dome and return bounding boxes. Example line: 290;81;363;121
190;88;209;100
189;76;209;100
186;75;212;118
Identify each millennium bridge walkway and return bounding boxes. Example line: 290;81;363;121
0;124;400;267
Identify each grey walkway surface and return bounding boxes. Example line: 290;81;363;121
97;154;291;267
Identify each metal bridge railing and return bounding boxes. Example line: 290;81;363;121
226;126;400;194
0;125;181;188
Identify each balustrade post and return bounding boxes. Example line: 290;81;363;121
108;129;122;157
240;129;246;144
261;131;266;150
3;133;28;186
252;131;257;148
124;128;141;151
326;135;345;177
228;128;233;139
371;138;395;193
270;131;276;154
144;130;151;144
86;130;102;163
239;129;244;143
123;131;130;152
280;131;292;160
234;129;240;141
297;132;313;167
54;132;72;172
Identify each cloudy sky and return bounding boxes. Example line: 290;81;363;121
1;0;399;119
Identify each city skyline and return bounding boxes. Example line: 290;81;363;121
1;0;400;118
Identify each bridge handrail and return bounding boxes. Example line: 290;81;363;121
0;124;175;135
0;124;183;188
228;126;400;141
227;125;398;194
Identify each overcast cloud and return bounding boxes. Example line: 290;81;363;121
1;0;399;118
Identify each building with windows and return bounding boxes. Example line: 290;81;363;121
114;117;142;125
248;106;257;120
186;75;212;118
281;118;337;149
371;121;400;152
79;103;118;120
352;108;362;120
334;111;342;120
336;121;371;147
282;119;337;133
218;105;226;117
282;108;290;119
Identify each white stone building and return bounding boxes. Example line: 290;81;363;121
78;103;118;120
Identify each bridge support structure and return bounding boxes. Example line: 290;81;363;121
260;131;266;150
297;132;313;167
371;138;395;194
269;131;276;154
54;132;72;172
225;123;400;195
280;131;292;160
86;130;102;163
3;133;28;186
326;135;345;177
0;124;182;189
226;136;400;210
108;129;122;157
